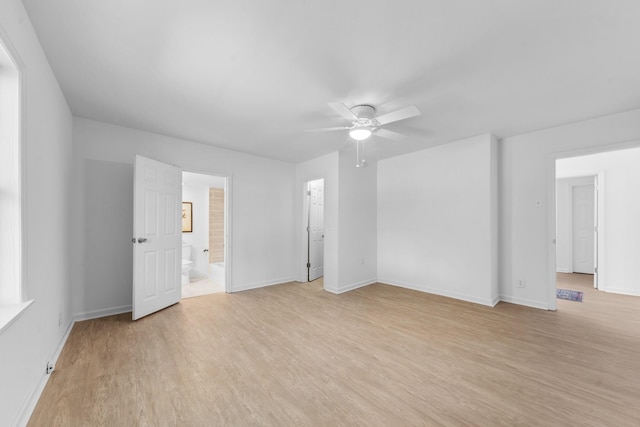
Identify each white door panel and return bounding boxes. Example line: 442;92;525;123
593;178;599;288
308;179;324;281
133;155;182;320
572;184;595;274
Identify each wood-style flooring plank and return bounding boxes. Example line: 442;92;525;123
28;275;640;426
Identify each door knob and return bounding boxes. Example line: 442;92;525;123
137;237;148;243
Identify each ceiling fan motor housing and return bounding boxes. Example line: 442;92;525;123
350;105;378;129
351;104;376;119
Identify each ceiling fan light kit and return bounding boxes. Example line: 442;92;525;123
310;102;421;167
349;128;373;141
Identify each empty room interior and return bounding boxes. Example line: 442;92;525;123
2;1;640;425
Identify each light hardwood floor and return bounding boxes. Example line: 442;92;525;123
29;276;640;426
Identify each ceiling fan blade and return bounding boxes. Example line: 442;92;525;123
305;126;351;132
374;128;408;141
375;105;421;125
329;102;358;120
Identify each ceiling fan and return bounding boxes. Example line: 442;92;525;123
308;102;421;167
310;102;421;142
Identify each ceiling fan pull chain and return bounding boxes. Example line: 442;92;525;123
356;140;366;168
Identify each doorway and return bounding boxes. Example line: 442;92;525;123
555;176;598;286
552;144;640;308
181;171;229;298
305;179;324;282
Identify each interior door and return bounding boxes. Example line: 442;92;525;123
593;177;599;288
308;179;324;281
572;184;595;274
133;155;182;320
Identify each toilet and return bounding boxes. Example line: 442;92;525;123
181;243;193;286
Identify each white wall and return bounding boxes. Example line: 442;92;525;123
555;176;594;273
182;184;209;277
0;1;74;425
79;159;133;314
377;134;498;306
295;152;339;290
294;148;377;294
501;108;640;310
337;149;377;292
557;147;640;296
71;117;296;317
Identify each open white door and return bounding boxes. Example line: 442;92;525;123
593;177;599;289
133;155;182;320
307;179;324;281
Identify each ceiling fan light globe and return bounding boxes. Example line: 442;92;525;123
349;128;372;140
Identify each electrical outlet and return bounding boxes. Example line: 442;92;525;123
516;279;526;288
46;362;54;375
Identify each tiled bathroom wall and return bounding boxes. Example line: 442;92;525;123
209;188;224;263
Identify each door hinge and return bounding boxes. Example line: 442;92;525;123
594;226;598;232
594;266;598;273
307;190;311;196
306;262;311;269
306;226;309;232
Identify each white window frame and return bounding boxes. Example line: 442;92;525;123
0;25;31;333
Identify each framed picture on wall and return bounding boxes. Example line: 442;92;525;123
182;202;193;233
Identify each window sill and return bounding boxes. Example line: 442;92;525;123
0;300;34;334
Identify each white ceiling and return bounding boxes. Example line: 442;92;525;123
23;0;640;164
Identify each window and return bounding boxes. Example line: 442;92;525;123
0;32;29;332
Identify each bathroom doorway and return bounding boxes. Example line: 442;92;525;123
181;171;229;298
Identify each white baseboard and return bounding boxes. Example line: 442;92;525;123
602;287;640;297
378;278;497;307
324;278;376;294
499;295;550;310
14;319;75;427
231;277;296;293
73;305;132;322
490;295;501;307
51;319;74;364
556;268;572;273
